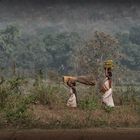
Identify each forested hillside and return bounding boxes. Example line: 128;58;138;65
0;0;140;83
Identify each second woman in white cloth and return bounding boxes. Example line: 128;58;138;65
100;68;115;107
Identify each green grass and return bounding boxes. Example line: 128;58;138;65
0;76;140;129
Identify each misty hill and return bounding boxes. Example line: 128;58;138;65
0;0;140;83
0;0;140;36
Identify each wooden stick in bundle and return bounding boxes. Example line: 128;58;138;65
76;76;96;86
63;75;96;86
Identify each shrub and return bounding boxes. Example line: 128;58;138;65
79;95;100;110
104;106;114;113
0;85;9;108
114;85;140;105
30;82;67;108
0;80;11;108
4;94;28;126
8;76;27;94
0;76;27;109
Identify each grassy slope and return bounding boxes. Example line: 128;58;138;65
0;77;140;129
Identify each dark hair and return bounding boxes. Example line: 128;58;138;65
107;71;112;79
67;79;76;87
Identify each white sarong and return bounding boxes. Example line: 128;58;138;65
102;88;114;107
67;93;77;108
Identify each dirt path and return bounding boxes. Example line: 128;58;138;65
0;128;140;140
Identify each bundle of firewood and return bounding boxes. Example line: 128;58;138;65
63;75;96;86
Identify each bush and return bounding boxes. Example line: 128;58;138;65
0;76;27;109
31;82;67;108
79;95;100;110
114;85;140;106
0;84;10;108
3;94;31;127
8;76;27;94
104;106;114;113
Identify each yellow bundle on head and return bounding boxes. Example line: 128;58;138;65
104;60;114;69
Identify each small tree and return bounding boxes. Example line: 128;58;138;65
0;24;21;76
73;31;120;77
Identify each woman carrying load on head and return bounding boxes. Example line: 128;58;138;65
63;76;77;108
63;75;96;108
100;61;115;107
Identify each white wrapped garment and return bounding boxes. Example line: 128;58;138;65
102;78;114;107
102;88;114;107
67;88;77;108
67;94;77;107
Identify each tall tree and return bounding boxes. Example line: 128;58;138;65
73;31;120;76
43;32;81;74
0;24;20;75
